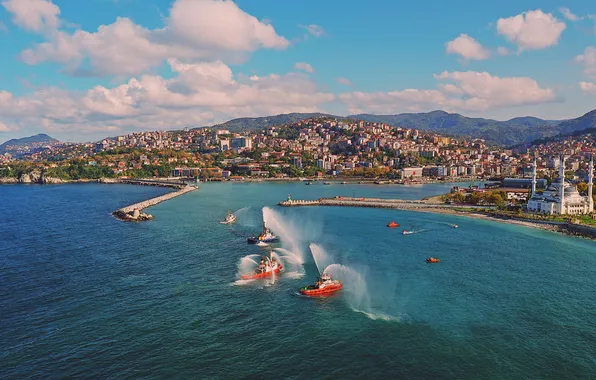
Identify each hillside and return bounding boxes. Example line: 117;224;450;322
348;111;563;146
0;134;60;155
555;110;596;135
203;113;337;132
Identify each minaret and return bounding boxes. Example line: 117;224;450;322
531;158;537;199
559;155;565;214
589;155;594;213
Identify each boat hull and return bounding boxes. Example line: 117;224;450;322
299;283;343;296
240;264;283;280
247;237;279;244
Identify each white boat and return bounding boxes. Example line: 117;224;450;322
402;230;413;235
220;211;236;224
256;241;269;247
451;224;458;228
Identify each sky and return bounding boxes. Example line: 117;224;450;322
0;0;596;143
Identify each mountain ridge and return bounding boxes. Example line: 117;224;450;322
0;133;60;155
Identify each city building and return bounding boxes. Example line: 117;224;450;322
527;156;594;215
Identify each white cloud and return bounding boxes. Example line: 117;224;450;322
300;24;325;37
559;7;580;22
339;71;556;114
335;77;352;86
579;81;596;95
497;46;510;56
0;61;335;136
576;47;596;78
295;62;315;73
18;0;290;76
0;121;18;132
446;34;490;60
497;10;566;51
2;0;60;32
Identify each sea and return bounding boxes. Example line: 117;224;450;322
1;182;595;379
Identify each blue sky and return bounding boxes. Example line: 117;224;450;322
1;0;595;142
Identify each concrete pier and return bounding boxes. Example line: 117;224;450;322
113;185;197;222
279;196;492;211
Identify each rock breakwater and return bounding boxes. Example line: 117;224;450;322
113;185;197;222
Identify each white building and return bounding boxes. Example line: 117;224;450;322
527;156;594;215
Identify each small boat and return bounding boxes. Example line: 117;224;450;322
341;181;348;184
220;211;236;224
248;222;280;244
305;182;312;186
241;254;283;280
450;224;458;228
323;182;330;185
256;241;269;247
299;273;343;296
426;257;440;263
387;221;400;228
402;230;413;235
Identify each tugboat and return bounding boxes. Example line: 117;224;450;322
248;222;280;244
426;257;440;263
402;229;413;235
241;253;283;280
299;273;343;296
220;211;236;224
387;221;400;228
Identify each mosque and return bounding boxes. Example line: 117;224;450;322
527;155;594;215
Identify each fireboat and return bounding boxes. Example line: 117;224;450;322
220;211;236;224
299;273;343;296
248;222;280;244
241;252;283;280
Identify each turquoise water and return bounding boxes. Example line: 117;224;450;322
1;182;595;379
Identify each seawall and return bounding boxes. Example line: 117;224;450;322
112;185;197;222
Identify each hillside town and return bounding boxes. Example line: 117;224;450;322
1;117;595;190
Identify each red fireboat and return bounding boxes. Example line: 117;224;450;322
299;273;343;296
241;255;283;280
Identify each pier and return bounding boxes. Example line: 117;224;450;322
278;196;491;211
112;184;197;222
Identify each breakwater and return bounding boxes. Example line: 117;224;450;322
279;196;492;211
279;196;596;240
112;185;197;222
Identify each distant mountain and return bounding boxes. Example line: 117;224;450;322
555;110;596;135
0;133;60;155
202;113;337;132
348;111;563;146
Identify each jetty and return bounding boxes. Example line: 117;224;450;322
112;184;197;222
278;196;491;211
